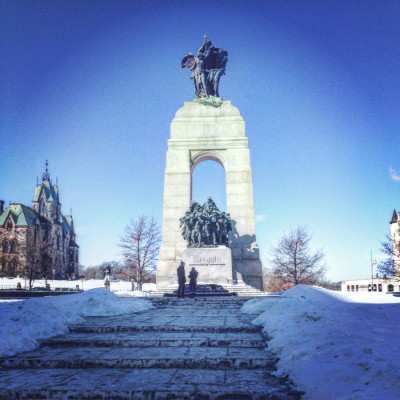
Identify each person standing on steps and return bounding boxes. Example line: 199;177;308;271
189;267;198;296
177;261;186;298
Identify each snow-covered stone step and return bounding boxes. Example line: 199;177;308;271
0;294;303;399
147;290;273;298
69;324;262;334
40;331;266;348
0;368;302;400
0;346;277;370
147;283;273;298
148;299;246;308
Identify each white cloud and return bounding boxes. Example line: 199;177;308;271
255;214;267;222
390;168;400;182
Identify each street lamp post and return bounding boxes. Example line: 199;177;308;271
371;252;377;292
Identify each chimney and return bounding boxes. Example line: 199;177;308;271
0;200;4;215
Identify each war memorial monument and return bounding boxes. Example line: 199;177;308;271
156;36;264;290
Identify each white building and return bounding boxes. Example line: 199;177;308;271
341;210;400;294
341;278;399;294
390;209;400;271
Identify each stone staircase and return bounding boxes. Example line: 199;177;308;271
0;297;301;399
148;283;274;298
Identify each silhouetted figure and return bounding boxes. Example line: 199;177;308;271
189;267;198;294
177;261;186;298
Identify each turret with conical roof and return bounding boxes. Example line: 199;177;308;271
32;161;61;222
390;209;398;224
0;161;79;279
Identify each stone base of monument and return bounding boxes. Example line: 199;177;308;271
182;245;233;285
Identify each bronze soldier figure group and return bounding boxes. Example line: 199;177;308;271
180;198;232;247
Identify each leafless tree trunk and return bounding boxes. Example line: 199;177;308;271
25;237;53;290
119;216;161;291
268;226;326;290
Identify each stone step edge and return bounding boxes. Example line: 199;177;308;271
0;357;277;370
69;325;262;333
39;338;267;348
0;387;303;400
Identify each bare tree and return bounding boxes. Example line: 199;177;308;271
25;237;53;290
119;216;161;291
377;234;400;281
269;226;326;290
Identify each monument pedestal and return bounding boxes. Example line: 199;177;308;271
183;246;233;285
156;101;263;290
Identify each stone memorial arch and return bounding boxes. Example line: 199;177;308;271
156;100;263;289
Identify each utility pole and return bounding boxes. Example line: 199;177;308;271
295;237;303;284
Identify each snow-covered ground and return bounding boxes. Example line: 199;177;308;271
243;285;400;400
0;288;153;357
0;276;156;294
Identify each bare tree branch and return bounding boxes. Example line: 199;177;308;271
377;234;400;282
118;215;161;290
268;226;327;290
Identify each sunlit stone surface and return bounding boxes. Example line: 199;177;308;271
157;101;263;290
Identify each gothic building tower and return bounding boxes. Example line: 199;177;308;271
0;162;79;279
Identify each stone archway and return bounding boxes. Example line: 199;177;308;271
190;151;226;202
156;101;263;290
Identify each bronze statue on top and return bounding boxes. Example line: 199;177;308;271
181;35;228;107
179;197;232;247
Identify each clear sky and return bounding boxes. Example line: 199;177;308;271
1;1;399;282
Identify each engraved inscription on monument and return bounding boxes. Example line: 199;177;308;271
191;256;222;265
182;245;233;285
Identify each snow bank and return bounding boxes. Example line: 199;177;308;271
0;288;153;357
243;285;400;400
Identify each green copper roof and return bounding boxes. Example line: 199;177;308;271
33;180;59;203
0;204;40;227
61;215;72;233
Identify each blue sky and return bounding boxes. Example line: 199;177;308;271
1;1;399;281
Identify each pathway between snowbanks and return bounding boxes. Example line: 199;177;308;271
0;288;153;357
243;285;400;400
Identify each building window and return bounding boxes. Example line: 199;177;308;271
11;258;18;271
40;200;46;215
1;258;6;271
10;241;17;253
6;222;12;231
356;285;359;292
2;241;9;253
373;284;377;292
351;285;354;292
368;284;371;292
347;285;350;292
378;284;382;292
388;284;394;292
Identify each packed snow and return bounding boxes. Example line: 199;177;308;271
0;288;153;357
243;285;400;400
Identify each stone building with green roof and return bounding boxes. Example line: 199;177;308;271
0;163;79;279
